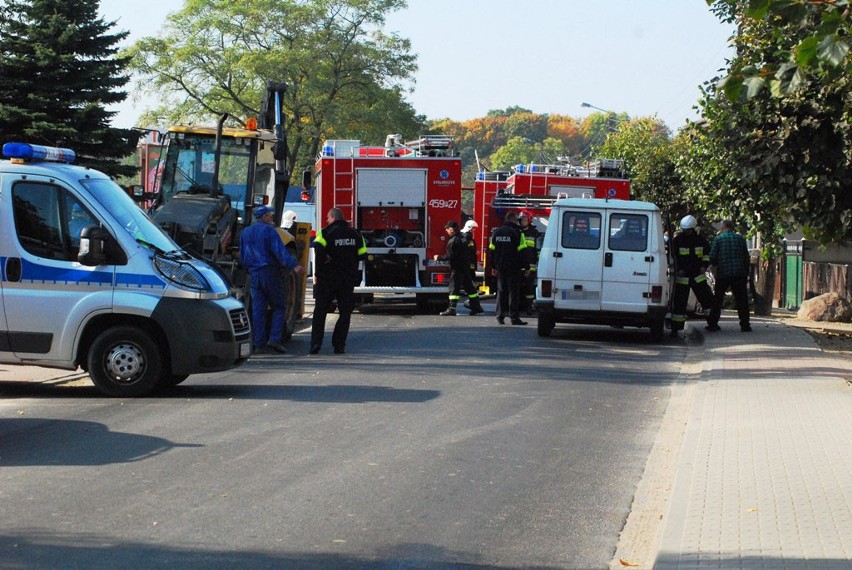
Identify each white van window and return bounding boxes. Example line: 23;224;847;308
11;181;97;260
561;211;601;249
609;214;648;252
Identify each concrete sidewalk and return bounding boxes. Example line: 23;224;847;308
615;314;852;569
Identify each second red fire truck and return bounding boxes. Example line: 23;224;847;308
470;159;631;291
313;135;463;310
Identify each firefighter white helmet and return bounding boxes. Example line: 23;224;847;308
282;209;297;228
462;219;478;233
680;215;697;230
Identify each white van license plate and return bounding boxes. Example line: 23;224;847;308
240;342;251;357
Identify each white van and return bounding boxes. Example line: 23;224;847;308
535;198;670;340
0;143;252;396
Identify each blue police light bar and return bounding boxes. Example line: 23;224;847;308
2;142;76;163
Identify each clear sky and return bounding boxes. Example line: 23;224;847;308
99;0;735;132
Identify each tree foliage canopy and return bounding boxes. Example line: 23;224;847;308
598;118;686;223
0;0;139;177
687;0;852;247
127;0;424;179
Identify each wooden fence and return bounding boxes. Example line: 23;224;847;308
803;262;851;300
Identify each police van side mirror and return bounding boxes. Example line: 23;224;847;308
78;226;110;266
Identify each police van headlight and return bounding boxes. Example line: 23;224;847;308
154;255;211;291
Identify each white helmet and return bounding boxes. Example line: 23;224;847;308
462;219;478;233
680;215;697;230
282;209;297;228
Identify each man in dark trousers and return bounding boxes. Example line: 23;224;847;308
488;211;529;325
434;220;483;316
239;205;305;354
669;214;715;337
517;210;540;315
707;219;752;332
310;208;367;354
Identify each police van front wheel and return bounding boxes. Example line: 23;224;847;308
87;326;163;397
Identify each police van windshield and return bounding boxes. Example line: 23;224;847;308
80;178;177;253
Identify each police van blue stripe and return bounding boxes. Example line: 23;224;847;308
0;257;166;290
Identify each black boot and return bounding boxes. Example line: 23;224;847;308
439;306;457;316
468;298;484;315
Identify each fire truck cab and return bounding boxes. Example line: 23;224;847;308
313;135;462;310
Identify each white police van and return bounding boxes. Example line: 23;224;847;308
535;197;670;340
0;143;252;396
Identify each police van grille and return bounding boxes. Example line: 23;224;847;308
229;308;251;336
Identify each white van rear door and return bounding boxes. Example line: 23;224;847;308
553;209;604;311
602;212;652;313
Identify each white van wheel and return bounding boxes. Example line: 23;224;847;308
537;314;555;337
650;318;665;342
87;326;163;397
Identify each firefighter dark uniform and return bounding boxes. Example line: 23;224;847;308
518;211;540;315
670;215;715;336
437;221;483;316
488;213;529;325
310;210;367;354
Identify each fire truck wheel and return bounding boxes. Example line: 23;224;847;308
87;326;163;397
416;294;444;314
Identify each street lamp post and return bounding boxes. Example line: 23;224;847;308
581;102;613;114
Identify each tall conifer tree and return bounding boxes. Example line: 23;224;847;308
0;0;139;177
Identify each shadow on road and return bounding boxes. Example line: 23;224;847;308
0;418;199;466
0;532;562;569
165;383;441;403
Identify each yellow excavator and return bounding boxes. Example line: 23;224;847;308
149;81;311;336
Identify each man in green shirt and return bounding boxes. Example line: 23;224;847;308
707;219;752;332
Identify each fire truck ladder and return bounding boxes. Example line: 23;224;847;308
404;135;454;157
492;192;557;210
333;153;356;220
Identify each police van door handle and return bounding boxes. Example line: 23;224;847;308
553;251;563;258
604;252;613;267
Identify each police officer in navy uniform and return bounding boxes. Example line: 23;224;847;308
488;211;529;325
239;205;305;354
310;208;367;354
669;214;714;337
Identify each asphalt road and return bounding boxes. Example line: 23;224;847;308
0;300;688;569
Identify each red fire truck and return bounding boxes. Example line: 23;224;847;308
470;159;631;291
313;135;463;310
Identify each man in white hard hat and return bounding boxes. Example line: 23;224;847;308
460;219;483;312
460;219;479;276
282;209;297;230
434;221;484;316
669;214;714;337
